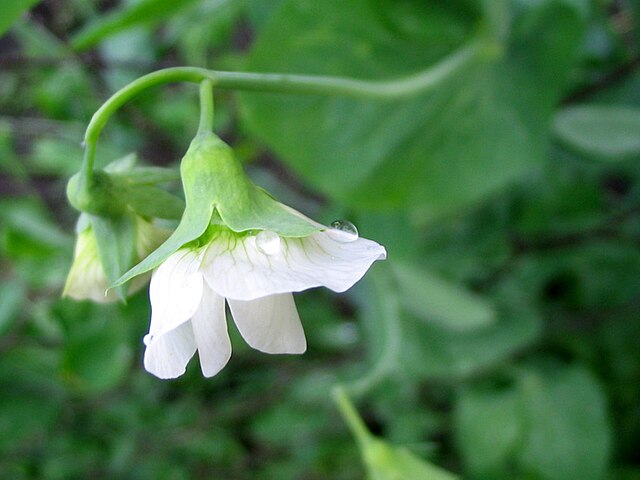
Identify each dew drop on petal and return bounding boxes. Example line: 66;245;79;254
143;334;154;346
327;220;359;242
256;230;281;255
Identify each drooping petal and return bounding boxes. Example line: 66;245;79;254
148;248;204;338
190;286;232;377
144;321;197;379
228;293;306;354
201;229;386;301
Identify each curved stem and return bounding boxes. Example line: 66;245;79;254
197;79;214;135
80;39;482;181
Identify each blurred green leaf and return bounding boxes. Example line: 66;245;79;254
553;105;640;161
518;365;611;480
401;288;541;380
0;346;64;450
455;364;612;480
1;198;71;258
391;262;496;331
61;314;133;394
455;386;521;480
0;0;41;37
241;0;586;216
71;0;201;51
0;281;26;336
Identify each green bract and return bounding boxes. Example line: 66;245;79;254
114;132;321;288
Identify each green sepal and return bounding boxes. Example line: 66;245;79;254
112;132;321;288
110;166;181;185
104;153;184;219
116;183;184;220
183;132;320;236
89;213;136;302
112;201;212;288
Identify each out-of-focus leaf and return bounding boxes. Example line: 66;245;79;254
517;365;611;480
241;0;586;217
1;198;71;257
455;386;521;480
391;262;496;331
0;346;64;450
0;0;41;37
61;314;133;394
71;0;201;51
454;364;612;480
401;287;541;380
0;281;25;336
553;105;640;161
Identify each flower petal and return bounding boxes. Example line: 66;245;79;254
63;228;117;303
228;293;306;354
201;230;386;300
144;321;197;379
148;248;204;338
190;286;231;377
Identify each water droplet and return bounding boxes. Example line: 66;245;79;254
256;230;281;255
143;334;154;346
328;220;359;242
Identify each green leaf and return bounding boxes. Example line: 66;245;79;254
454;386;521;480
517;365;612;480
90;214;136;300
454;364;612;480
240;0;586;217
71;0;201;51
391;262;496;331
0;0;41;37
61;314;133;394
0;281;25;336
400;288;541;380
553;105;640;161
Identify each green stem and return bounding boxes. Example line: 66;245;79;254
332;386;372;448
79;39;482;181
197;79;214;135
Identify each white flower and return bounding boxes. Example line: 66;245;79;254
143;226;386;379
63;216;170;303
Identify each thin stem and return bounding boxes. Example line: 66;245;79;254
197;79;214;135
332;386;372;449
80;40;483;178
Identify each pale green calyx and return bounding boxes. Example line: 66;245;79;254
113;132;322;288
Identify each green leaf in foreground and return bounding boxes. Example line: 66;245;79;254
553;105;640;161
241;0;586;217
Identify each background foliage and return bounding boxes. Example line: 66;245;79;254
1;0;639;478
